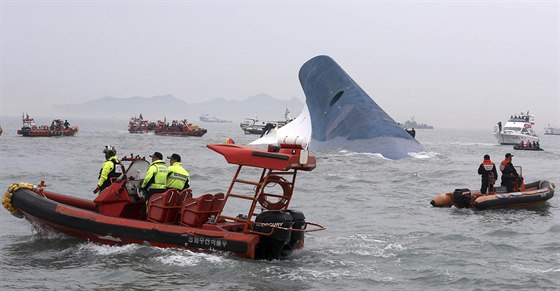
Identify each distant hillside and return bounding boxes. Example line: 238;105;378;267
51;94;304;121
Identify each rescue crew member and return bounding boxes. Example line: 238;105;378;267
140;152;169;201
500;153;519;192
166;153;190;190
477;154;498;194
94;146;120;194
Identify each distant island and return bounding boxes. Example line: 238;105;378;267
50;93;304;122
400;117;434;129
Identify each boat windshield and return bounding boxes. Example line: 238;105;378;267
125;159;149;180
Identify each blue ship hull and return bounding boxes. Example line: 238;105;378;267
298;55;425;160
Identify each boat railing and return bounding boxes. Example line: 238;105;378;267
515;166;522;177
249;221;325;237
216;165;299;234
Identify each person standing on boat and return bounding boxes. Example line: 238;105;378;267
64;120;70;129
140;152;169;201
94;146;121;194
478;154;498;194
166;153;190;190
500;153;519;192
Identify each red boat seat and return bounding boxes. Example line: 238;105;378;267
178;188;193;203
179;193;214;227
210;192;225;216
147;190;181;224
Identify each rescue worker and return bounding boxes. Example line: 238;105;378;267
94;146;120;194
477;154;498;194
140;152;168;202
166;153;190;190
500;153;519;192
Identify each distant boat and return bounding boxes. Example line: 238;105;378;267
544;124;560;135
494;111;539;145
16;114;79;137
400;116;434;129
199;114;231;123
128;114;157;133
240;109;294;135
0;125;2;136
154;118;207;137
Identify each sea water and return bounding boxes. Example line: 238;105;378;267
0;117;559;290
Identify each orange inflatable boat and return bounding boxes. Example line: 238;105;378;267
431;180;555;210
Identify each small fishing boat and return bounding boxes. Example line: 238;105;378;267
240;109;294;135
128;114;157;133
2;138;323;260
430;180;555;210
16;114;79;137
154;119;207;137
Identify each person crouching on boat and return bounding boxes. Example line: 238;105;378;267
93;146;121;194
140;152;168;202
478;154;498;194
500;153;520;192
166;153;190;190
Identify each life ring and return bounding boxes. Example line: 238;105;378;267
257;175;292;210
3;182;36;218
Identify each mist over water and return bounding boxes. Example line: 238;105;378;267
1;118;559;290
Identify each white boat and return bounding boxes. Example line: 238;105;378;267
544;124;560;135
199;114;231;123
494;111;539;145
240;109;294;135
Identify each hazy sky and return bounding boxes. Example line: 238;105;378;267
1;0;558;129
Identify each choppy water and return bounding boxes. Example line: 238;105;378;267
1;117;559;290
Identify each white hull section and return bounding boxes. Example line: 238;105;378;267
250;105;312;146
495;132;539;145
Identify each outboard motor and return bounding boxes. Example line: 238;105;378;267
254;210;294;260
281;210;306;257
453;188;472;208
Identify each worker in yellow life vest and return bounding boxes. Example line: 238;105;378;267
477;154;497;194
166;153;190;190
140;151;168;202
93;145;121;194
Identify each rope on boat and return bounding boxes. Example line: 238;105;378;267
2;182;36;218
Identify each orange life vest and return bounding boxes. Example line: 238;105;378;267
482;160;495;171
500;159;510;172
